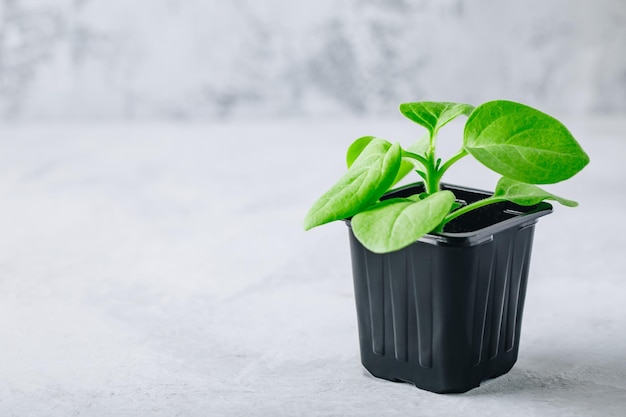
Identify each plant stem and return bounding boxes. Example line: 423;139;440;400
441;196;506;226
417;149;435;194
402;150;437;193
437;148;468;180
402;150;428;167
404;137;468;196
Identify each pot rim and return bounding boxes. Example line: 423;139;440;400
345;182;553;247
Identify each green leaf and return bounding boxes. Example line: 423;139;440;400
351;190;456;253
391;159;417;186
401;133;430;170
406;133;430;157
494;177;578;207
406;194;424;202
399;102;474;138
346;136;375;168
349;135;428;186
347;135;429;187
304;139;402;230
463;100;590;184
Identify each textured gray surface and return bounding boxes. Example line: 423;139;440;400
1;0;626;120
0;117;625;416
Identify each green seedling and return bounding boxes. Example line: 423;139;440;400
304;100;589;253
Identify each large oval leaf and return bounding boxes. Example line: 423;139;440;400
494;177;578;207
399;102;474;138
464;100;590;184
304;140;402;230
351;190;456;253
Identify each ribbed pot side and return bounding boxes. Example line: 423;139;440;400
347;217;539;394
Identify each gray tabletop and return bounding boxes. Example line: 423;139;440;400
1;118;624;416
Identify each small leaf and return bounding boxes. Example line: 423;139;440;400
406;133;430;159
494;177;578;207
304;139;402;230
352;134;429;186
464;100;590;184
346;136;375;168
349;137;417;186
351;191;456;253
406;194;424;202
399;102;474;138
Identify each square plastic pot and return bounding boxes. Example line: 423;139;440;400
346;183;552;394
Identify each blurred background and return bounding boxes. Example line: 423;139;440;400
1;0;625;122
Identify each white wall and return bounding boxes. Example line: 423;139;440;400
1;0;624;121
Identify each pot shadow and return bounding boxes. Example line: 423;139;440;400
464;352;626;413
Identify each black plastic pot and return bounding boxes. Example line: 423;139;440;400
346;183;552;394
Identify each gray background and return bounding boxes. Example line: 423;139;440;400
1;0;625;121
